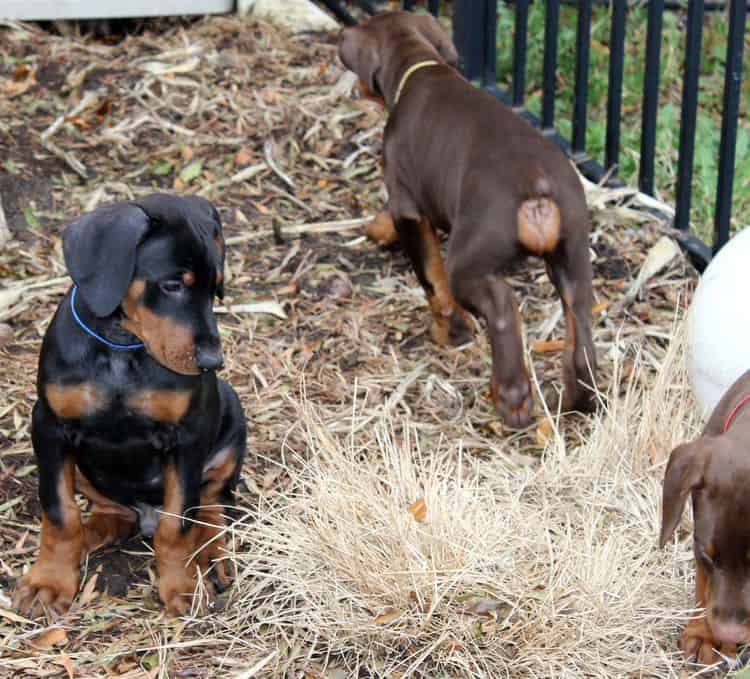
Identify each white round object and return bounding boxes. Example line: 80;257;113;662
687;226;750;418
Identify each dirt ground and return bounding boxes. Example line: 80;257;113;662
0;14;697;678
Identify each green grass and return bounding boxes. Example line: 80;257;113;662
494;3;750;243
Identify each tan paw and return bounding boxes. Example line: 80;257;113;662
365;211;398;247
680;618;735;665
158;563;198;616
14;567;78;619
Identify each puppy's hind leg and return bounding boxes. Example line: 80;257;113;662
393;215;473;347
544;229;597;414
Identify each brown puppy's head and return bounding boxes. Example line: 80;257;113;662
338;11;458;108
62;194;226;375
661;437;750;646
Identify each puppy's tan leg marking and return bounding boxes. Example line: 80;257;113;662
365;210;399;247
155;464;201;616
414;218;473;347
195;447;239;591
14;460;82;617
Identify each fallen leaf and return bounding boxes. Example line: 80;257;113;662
592;300;609;315
78;572;99;605
234;148;253;166
58;651;74;679
536;418;553;447
182;146;194;162
407;498;427;523
173;177;185;191
530;339;565;353
251;201;271;215
28;627;68;650
370;609;401;625
179;160;203;183
624;235;680;303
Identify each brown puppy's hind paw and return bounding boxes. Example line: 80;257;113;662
490;378;534;430
562;378;599;416
430;307;474;348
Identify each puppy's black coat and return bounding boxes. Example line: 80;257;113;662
15;193;246;617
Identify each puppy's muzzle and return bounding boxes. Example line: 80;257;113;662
195;344;224;372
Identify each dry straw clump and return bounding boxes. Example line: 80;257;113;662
221;330;710;678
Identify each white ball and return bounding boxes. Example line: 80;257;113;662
687;226;750;418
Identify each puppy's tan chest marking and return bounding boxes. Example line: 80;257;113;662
45;382;109;419
125;389;193;423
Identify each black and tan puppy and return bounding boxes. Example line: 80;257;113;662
339;11;597;428
13;194;246;617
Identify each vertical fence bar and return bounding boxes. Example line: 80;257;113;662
513;0;530;107
713;0;746;252
453;0;486;81
674;0;705;232
482;0;499;88
638;0;663;194
428;0;440;16
572;0;592;155
605;0;627;170
317;0;356;24
542;0;560;130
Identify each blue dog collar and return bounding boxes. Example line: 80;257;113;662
70;284;144;351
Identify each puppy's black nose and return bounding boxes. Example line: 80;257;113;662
195;345;224;372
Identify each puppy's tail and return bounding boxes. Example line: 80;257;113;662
517;176;560;256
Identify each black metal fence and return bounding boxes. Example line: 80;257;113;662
326;0;748;271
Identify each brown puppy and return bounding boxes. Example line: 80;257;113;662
661;369;750;664
339;11;596;428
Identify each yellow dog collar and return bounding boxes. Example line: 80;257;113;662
393;60;440;107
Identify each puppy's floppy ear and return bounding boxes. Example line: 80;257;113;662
659;440;710;548
62;203;150;317
338;26;380;94
207;201;226;300
415;14;458;67
182;195;225;299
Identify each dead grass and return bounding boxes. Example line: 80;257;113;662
210;329;703;678
0;12;712;679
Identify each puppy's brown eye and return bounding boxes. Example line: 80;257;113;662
160;280;184;294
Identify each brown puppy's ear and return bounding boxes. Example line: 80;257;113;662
659;440;710;548
415;14;458;67
338;26;380;94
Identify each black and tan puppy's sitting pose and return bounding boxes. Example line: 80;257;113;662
13;194;246;617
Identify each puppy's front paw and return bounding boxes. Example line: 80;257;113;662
196;525;235;593
158;563;198;616
680;618;735;665
13;565;78;619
